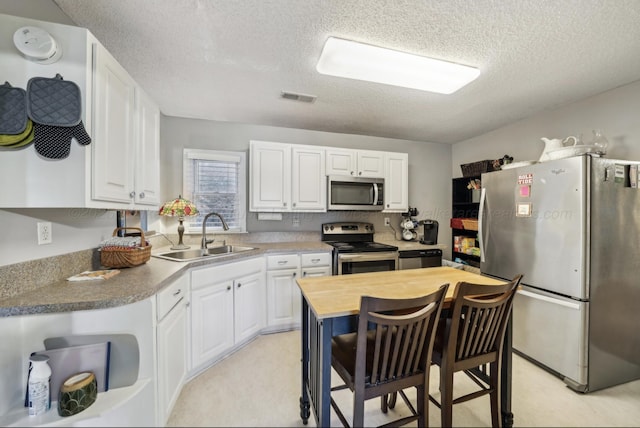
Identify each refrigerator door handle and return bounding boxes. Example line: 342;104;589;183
518;289;581;310
478;187;486;262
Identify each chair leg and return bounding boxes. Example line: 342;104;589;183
490;360;502;428
381;394;388;414
417;384;428;427
353;391;365;428
440;364;454;428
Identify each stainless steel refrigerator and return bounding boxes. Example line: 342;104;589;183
479;154;640;392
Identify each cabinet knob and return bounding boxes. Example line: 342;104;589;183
292;202;296;207
302;271;307;277
129;191;135;198
139;192;145;199
237;283;242;288
283;202;287;207
226;285;231;291
358;171;362;176
173;289;181;296
292;272;297;277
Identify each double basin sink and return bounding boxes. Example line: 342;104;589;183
153;245;257;262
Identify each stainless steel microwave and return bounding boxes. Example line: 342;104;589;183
327;176;384;211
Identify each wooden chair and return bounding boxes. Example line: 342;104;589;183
429;274;523;428
330;283;449;427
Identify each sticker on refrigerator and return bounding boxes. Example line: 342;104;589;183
519;185;531;197
518;173;533;185
614;164;626;184
516;203;532;217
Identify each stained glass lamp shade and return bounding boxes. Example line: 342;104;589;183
159;195;198;250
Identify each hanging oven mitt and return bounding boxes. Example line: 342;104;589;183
33;120;91;159
26;74;91;159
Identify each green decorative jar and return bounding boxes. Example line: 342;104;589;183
57;372;98;417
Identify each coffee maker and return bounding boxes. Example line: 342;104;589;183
419;219;439;245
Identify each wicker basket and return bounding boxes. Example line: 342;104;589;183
460;160;497;177
100;227;151;268
461;219;478;231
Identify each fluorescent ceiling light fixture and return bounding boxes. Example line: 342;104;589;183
316;37;480;94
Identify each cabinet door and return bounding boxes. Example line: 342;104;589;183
92;42;136;204
134;88;161;206
266;268;299;327
357;150;386;178
384;152;409;212
157;299;187;425
250;140;291;211
292;145;326;211
191;280;234;369
234;271;265;343
326;148;357;176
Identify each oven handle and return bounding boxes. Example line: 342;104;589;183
338;252;398;262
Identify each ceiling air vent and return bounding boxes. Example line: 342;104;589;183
280;91;316;103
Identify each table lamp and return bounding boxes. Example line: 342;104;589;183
159;195;198;250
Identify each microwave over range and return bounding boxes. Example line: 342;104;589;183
327;176;384;211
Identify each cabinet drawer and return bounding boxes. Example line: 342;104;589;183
300;252;331;268
157;275;189;321
267;254;300;270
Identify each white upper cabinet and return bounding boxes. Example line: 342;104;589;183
325;148;357;176
326;148;385;178
92;41;160;208
92;41;137;204
0;14;160;209
291;145;326;211
250;140;291;211
134;88;161;206
383;152;409;212
250;141;326;212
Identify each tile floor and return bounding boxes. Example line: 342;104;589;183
167;330;640;427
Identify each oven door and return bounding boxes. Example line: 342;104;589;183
337;251;398;275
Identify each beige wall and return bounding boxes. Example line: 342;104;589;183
452;79;640;175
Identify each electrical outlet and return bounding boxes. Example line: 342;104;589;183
384;217;390;226
37;222;52;245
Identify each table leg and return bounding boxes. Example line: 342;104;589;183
300;298;333;427
501;313;514;428
300;297;310;425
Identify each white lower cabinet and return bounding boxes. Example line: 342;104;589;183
156;274;189;426
266;252;331;331
190;258;266;373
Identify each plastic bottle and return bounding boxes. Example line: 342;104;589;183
28;354;51;416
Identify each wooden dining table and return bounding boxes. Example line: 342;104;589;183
296;266;513;427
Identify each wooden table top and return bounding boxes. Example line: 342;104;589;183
296;266;506;319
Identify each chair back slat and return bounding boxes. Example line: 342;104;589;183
357;285;448;387
448;277;521;364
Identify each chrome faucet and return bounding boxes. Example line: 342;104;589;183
201;212;230;250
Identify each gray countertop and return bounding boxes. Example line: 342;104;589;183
0;242;332;318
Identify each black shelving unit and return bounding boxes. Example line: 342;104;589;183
451;176;480;267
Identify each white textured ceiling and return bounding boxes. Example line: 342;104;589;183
52;0;640;144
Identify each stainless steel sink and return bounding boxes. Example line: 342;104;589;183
152;245;257;262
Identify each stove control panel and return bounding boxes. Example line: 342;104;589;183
322;222;374;235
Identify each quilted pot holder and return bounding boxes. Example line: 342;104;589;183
27;74;92;159
0;119;34;148
27;74;81;126
0;82;28;135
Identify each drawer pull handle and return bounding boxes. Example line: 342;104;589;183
278;261;288;265
311;258;320;263
173;289;182;296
